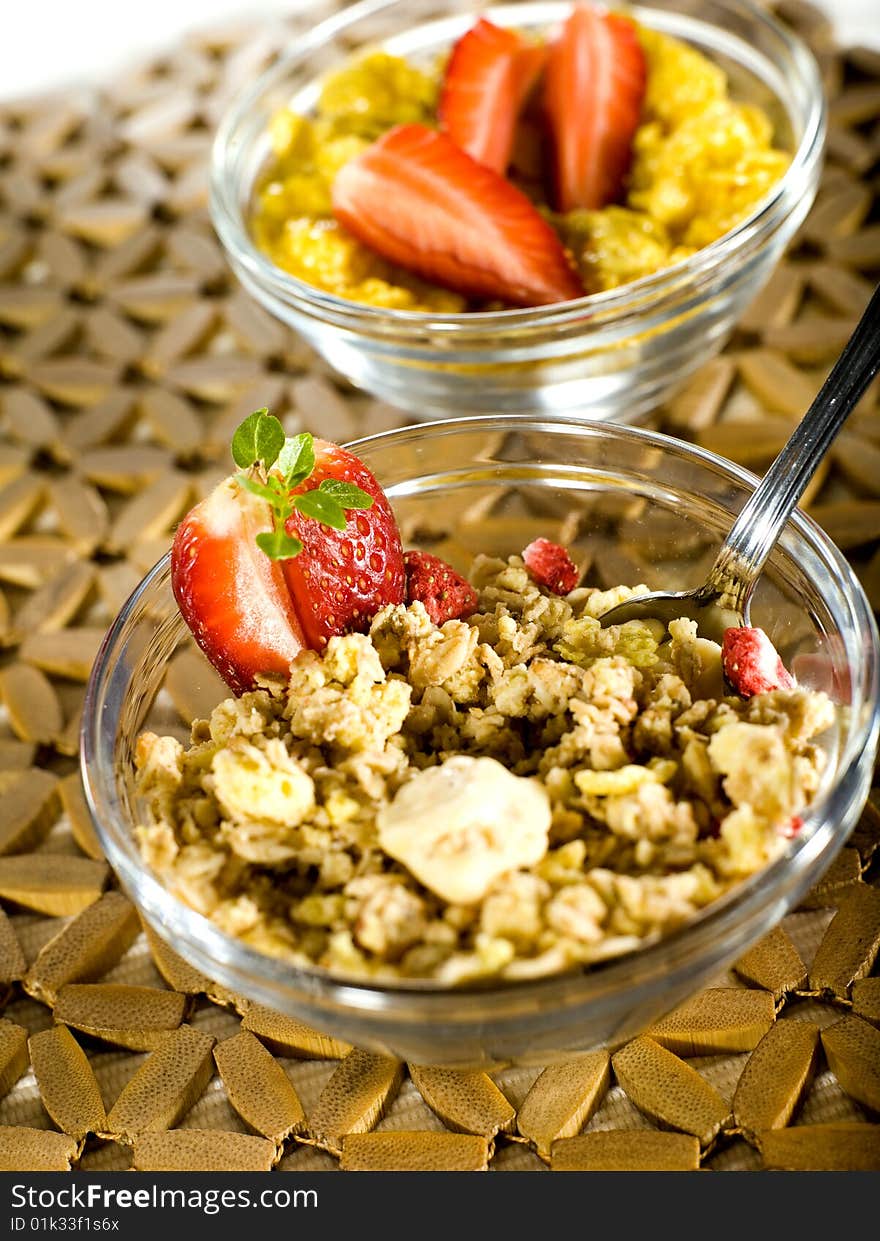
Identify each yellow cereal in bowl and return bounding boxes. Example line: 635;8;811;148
249;17;790;309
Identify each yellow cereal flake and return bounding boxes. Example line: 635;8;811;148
560;206;675;292
325;790;361;827
315;134;373;183
629;100;790;246
717;806;778;877
582;585;651;619
434;934;516;986
293;894;345;927
268;108;315;161
708;722;795;822
277;218;376;282
638;27;726;128
534;840;588;887
317;51;438;139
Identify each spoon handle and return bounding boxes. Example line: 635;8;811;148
704;281;880;612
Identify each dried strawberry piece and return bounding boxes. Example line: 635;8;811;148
721;626;796;698
522;538;579;595
404;551;478;625
781;815;804;839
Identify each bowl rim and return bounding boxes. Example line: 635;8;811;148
80;414;880;1014
209;0;827;329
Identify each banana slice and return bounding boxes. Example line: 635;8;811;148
376;756;551;905
211;739;314;827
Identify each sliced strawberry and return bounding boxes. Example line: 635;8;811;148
171;477;306;695
522;538;579;595
332;123;585;307
404;551;478;625
722;626;796;698
544;7;646;211
439;18;547;174
281;438;405;649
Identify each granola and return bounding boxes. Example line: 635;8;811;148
135;554;834;985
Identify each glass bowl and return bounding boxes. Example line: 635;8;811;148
81;418;879;1068
210;0;825;423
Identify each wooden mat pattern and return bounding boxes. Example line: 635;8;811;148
0;0;878;1171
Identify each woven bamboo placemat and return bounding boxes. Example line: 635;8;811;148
0;0;878;1173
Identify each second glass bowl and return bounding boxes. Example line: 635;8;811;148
82;418;879;1067
211;0;825;422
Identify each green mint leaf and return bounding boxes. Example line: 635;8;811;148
254;414;285;469
231;408;268;468
236;473;285;512
294;489;348;531
231;408;285;469
255;529;303;560
278;433;315;487
318;479;374;509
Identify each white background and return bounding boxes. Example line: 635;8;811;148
0;1;877;102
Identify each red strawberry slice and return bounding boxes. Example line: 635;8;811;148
281;439;406;650
171;477;307;696
404;551;478;625
544;7;646;211
522;538;579;595
721;626;796;698
332;123;585;307
439;18;547;174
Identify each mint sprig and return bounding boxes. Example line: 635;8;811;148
231;410;373;561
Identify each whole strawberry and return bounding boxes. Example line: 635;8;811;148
171;410;405;693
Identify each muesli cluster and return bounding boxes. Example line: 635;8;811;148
136;551;833;985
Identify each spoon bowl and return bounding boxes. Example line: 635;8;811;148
600;282;880;637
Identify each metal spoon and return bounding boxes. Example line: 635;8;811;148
599;282;880;640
